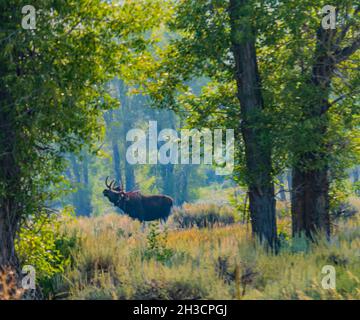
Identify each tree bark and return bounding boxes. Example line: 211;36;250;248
290;10;360;239
0;208;19;268
291;26;334;239
0;109;20;268
291;166;330;239
229;0;277;250
287;170;292;202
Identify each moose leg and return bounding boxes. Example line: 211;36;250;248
156;214;170;228
158;220;166;231
140;221;147;232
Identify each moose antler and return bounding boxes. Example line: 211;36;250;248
113;180;124;192
105;176;110;188
105;176;115;189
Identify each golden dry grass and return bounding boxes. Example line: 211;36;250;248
52;205;360;300
0;268;24;300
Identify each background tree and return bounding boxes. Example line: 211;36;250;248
66;152;92;216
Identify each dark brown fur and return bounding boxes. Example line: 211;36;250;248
103;178;173;222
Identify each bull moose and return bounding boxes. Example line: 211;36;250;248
103;177;173;222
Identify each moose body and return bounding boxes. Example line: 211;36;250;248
103;177;173;222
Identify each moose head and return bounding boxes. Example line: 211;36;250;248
103;177;129;208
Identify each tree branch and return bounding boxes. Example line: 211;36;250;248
335;6;359;45
335;36;360;63
329;92;354;106
321;89;360;114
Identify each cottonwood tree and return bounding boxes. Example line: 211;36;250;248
129;0;359;246
264;1;359;238
229;0;278;249
130;0;280;249
0;0;162;268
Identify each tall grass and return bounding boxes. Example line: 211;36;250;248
170;203;237;229
49;205;360;300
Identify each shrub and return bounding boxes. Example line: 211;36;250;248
16;207;79;298
171;203;236;229
144;223;174;264
331;202;358;220
133;279;205;300
229;190;249;223
215;256;236;284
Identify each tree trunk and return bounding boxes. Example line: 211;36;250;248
291;128;331;240
353;166;359;183
81;153;92;216
122;92;136;191
111;139;122;186
0;110;20;268
291;26;334;240
354;167;360;196
0;209;19;268
157;111;176;198
104;109;123;187
291;166;330;239
278;174;286;201
229;0;277;250
287;169;292;202
125;161;136;191
177;166;190;205
161;164;175;198
69;155;82;215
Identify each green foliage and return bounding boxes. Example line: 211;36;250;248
229;190;249;223
0;0;359;299
261;0;360;175
0;0;164;267
354;181;360;196
144;223;174;263
128;0;359;190
16;207;79;295
330;178;354;214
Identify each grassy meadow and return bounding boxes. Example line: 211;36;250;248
31;198;360;300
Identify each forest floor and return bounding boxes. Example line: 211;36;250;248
46;197;360;300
